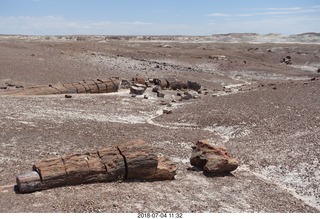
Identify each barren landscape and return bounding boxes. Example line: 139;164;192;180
0;33;319;213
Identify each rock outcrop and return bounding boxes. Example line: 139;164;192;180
16;140;177;193
190;140;239;175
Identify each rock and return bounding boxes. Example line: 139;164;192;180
157;92;165;98
310;77;316;81
144;95;148;99
187;81;201;91
65;94;72;98
132;76;146;85
0;86;7;89
209;55;227;60
163;109;172;114
120;79;132;89
152;86;160;93
317;68;320;73
181;93;193;100
15;85;24;89
190;140;239;175
130;85;145;95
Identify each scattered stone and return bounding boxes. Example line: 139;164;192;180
157;92;165;98
15;85;24;89
144;95;148;99
317;68;320;73
166;103;172;107
131;94;137;98
176;92;182;96
152;86;160;93
187;81;201;91
132;76;146;85
190;140;239;175
209;55;227;60
121;79;132;89
310;77;316;81
163;109;172;114
0;86;7;89
281;56;292;65
5;82;15;87
65;94;72;98
160;100;167;105
181;93;193;100
31;54;36;56
130;85;145;95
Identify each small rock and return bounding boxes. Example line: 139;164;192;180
187;81;201;91
317;68;320;73
166;103;172;107
0;86;7;89
157;92;165;98
163;109;172;114
65;94;72;98
152;86;160;93
131;94;137;98
181;93;193;100
176;92;182;96
31;54;36;56
310;77;316;81
130;85;145;95
15;85;24;89
5;82;15;87
160;100;167;105
144;95;148;99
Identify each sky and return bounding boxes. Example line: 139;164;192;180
0;0;320;35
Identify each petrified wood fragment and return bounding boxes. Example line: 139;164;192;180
16;140;177;193
190;139;239;175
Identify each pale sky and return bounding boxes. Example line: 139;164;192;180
0;0;320;35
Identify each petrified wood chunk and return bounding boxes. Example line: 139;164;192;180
190;139;239;174
16;171;42;193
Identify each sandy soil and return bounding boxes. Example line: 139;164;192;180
0;34;319;213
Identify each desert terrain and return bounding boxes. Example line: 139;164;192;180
0;33;319;213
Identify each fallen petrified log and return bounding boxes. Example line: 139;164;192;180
1;78;119;96
16;140;177;193
190;139;239;175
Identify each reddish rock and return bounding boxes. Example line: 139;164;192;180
190;139;239;174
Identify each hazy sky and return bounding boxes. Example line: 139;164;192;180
0;0;320;35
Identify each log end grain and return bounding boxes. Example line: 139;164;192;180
16;171;42;193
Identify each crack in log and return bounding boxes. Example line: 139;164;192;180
97;150;108;178
116;146;128;180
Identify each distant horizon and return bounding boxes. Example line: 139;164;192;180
0;0;319;35
1;32;319;37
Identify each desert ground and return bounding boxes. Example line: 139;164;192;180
0;33;319;213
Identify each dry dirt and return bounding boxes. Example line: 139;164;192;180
0;34;320;213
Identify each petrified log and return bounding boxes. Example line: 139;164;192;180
16;140;177;193
190;139;239;175
1;78;119;96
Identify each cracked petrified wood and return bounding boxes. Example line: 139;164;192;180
2;78;119;95
16;140;177;193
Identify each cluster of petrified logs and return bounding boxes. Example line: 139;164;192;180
16;140;177;194
2;78;120;95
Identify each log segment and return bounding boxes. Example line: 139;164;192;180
16;140;177;193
